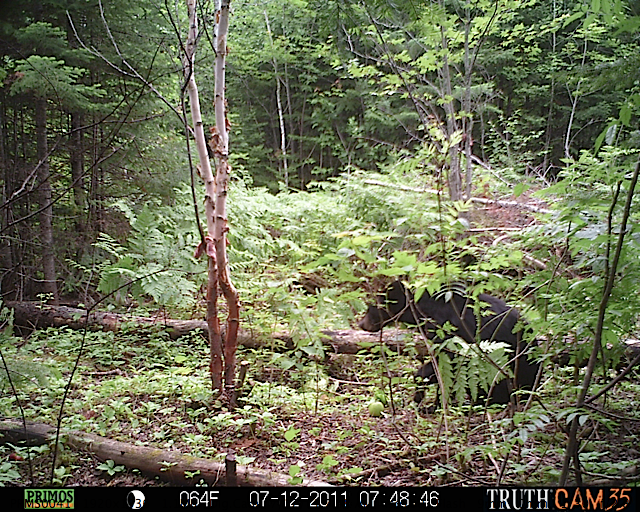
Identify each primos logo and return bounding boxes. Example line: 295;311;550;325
24;489;75;509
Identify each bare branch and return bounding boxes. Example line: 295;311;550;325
66;6;185;124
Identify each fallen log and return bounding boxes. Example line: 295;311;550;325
7;302;640;367
6;301;424;356
8;302;640;366
0;418;329;486
7;301;209;341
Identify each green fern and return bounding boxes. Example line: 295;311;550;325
432;339;511;406
0;356;59;390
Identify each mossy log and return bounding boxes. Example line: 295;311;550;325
6;301;423;356
0;418;329;486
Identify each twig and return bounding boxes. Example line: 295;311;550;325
585;352;640;405
560;158;640;485
363;179;552;214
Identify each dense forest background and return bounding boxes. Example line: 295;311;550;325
1;0;640;489
1;0;638;304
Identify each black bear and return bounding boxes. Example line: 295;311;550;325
359;280;539;406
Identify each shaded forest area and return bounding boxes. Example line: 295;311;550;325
1;0;640;490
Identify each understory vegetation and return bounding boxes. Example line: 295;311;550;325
1;0;640;489
2;152;640;486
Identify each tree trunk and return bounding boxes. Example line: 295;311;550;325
564;21;589;161
69;111;87;261
542;0;557;173
264;10;288;187
0;98;15;298
89;116;102;236
462;11;474;200
439;30;462;201
69;113;86;226
184;0;240;400
213;0;241;402
35;97;59;304
183;0;222;392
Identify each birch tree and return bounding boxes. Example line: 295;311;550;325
185;0;240;400
264;10;289;187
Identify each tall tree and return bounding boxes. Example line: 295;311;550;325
213;0;240;400
184;0;240;399
333;0;512;200
263;10;289;187
1;2;186;302
34;95;58;302
9;22;103;301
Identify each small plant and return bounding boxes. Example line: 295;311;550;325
316;454;339;475
52;466;74;486
96;460;126;477
0;460;20;486
287;464;304;485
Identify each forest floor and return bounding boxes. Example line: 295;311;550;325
4;200;640;487
12;362;640;487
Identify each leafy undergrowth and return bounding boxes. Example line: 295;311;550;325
2;325;639;487
4;154;640;486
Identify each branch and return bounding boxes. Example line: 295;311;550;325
66;6;185;124
363;179;552;214
584;352;640;405
560;158;640;485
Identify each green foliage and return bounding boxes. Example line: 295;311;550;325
0;356;59;391
91;179;367;310
2;0;640;303
2;0;640;488
227;0;377;188
14;22;87;62
518;147;640;367
316;454;339;474
0;309;60;392
94;195;204;308
9;22;104;108
96;460;126;477
11;56;105;109
1;298;638;486
228;181;359;270
0;462;20;486
287;464;304;485
421;338;513;407
483;0;636;170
